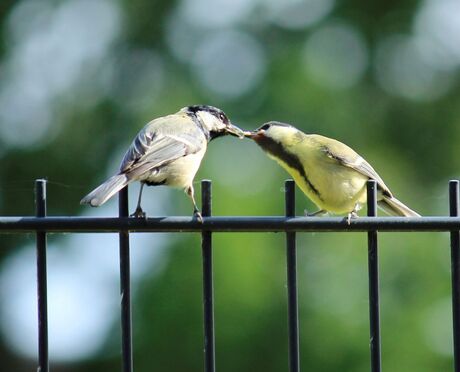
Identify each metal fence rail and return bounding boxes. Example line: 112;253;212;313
367;180;381;372
119;187;133;372
1;178;460;372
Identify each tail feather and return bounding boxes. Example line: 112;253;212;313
81;174;129;207
377;196;420;217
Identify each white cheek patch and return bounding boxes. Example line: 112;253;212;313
198;111;221;131
269;126;298;139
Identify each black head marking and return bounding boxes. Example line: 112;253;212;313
256;121;293;131
258;123;271;131
186;105;229;124
253;124;322;201
185;105;234;141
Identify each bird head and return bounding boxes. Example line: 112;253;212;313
244;121;299;145
183;105;245;140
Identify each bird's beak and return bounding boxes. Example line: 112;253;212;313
225;123;246;139
244;129;263;139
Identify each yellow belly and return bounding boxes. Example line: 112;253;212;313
276;157;369;215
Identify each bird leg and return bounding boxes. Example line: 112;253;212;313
186;185;203;222
131;182;146;218
304;209;327;217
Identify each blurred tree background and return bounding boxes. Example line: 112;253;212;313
0;0;459;371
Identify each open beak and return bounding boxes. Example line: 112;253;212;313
225;123;246;139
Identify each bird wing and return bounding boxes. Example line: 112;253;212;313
314;135;393;197
119;116;205;178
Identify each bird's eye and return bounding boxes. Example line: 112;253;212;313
219;113;228;124
259;124;271;131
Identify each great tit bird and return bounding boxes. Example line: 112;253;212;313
246;121;420;220
81;105;244;219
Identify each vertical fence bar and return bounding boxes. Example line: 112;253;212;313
201;180;215;372
367;180;381;372
35;179;49;372
450;180;460;372
285;179;300;372
119;186;133;372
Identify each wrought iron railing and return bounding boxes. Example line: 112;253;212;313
1;178;460;372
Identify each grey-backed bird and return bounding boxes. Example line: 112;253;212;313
81;105;244;218
246;121;420;220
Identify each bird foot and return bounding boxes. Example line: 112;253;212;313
130;207;146;219
194;210;203;223
346;211;358;225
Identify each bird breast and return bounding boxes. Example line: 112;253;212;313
143;147;207;189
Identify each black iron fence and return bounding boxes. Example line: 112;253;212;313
1;178;460;372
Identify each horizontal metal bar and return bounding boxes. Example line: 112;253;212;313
1;216;460;233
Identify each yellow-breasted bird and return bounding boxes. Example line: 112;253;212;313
81;105;244;219
246;121;420;220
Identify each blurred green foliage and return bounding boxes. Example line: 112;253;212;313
1;0;460;371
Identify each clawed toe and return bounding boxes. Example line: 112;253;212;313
346;211;358;225
194;210;203;223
